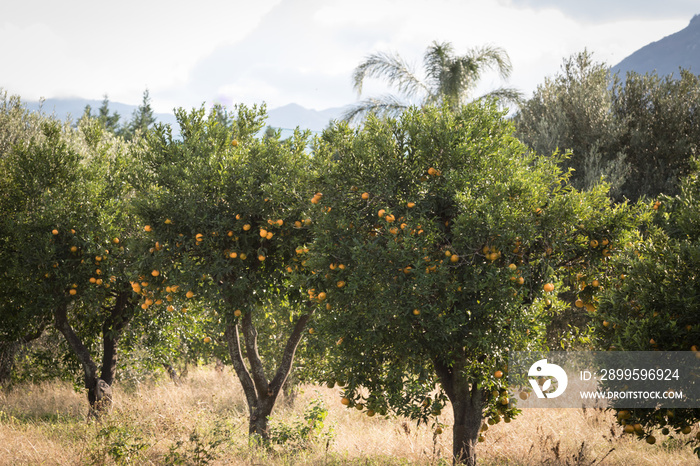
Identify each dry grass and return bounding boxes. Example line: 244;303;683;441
0;367;698;465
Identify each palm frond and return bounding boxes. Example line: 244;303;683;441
423;41;454;89
341;94;410;124
466;45;513;80
479;87;524;108
351;51;428;101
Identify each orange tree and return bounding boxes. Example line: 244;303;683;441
303;102;636;465
0;116;146;413
594;159;700;453
131;104;316;437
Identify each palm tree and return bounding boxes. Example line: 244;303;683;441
344;41;522;122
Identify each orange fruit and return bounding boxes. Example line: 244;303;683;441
243;224;251;231
450;254;459;263
151;270;160;277
407;202;415;208
543;283;554;293
186;291;194;299
258;255;266;261
494;370;503;378
575;299;584;308
361;192;369;200
341;397;350;406
378;209;386;218
69;289;77;295
234;309;242;317
231;139;238;147
204;337;211;343
337;281;346;288
413;309;420;315
144;225;152;232
52;229;59;235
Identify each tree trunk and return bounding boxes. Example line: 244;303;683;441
53;289;136;417
223;304;314;439
451;389;484;465
0;340;21;388
434;355;485;466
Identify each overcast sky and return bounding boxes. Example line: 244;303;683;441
2;0;698;113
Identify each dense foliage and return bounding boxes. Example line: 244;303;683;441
515;51;700;202
1;68;699;462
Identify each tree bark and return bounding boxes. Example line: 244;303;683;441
53;289;136;416
434;355;485;466
224;305;315;438
54;302;100;407
0;340;21;388
100;290;134;386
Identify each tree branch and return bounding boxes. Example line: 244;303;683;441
241;310;270;397
53;302;98;393
269;304;316;394
224;322;258;411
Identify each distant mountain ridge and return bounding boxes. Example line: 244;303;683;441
21;98;345;136
612;14;700;77
18;14;700;134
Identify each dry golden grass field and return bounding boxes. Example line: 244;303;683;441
0;366;698;465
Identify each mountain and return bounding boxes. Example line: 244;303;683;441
20;97;345;137
23;97;179;128
612;14;700;77
267;103;344;134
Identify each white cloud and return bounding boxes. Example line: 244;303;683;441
1;0;695;113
